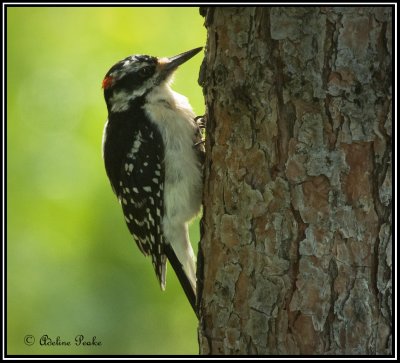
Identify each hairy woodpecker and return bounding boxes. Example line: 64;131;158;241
102;47;204;315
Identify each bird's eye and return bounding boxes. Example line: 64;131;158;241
139;66;152;77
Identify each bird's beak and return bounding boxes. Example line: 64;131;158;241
158;47;203;75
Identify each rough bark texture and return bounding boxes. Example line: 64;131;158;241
197;7;392;355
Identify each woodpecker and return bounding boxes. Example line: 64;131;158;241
102;47;204;315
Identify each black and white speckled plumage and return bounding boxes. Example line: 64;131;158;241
102;48;203;315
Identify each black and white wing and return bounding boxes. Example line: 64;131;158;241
118;127;167;289
103;115;197;313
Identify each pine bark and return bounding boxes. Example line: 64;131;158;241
197;7;392;355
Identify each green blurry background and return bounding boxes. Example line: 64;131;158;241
7;7;205;355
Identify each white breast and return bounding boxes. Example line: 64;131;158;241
143;84;203;226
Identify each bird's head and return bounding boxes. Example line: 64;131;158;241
102;47;203;112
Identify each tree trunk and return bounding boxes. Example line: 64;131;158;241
197;7;392;355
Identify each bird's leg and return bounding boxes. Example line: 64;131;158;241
193;115;206;148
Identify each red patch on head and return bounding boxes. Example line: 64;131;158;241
102;76;114;89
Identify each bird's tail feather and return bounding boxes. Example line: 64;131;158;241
164;243;198;318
